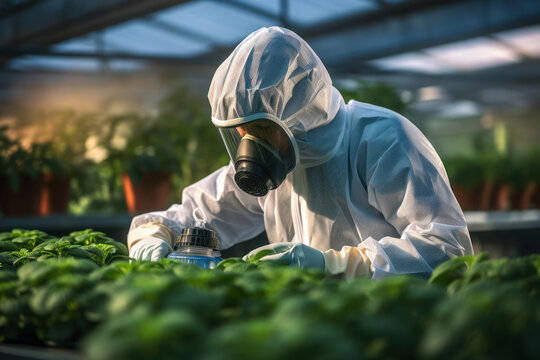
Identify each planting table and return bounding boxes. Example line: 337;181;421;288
465;209;540;257
0;343;82;360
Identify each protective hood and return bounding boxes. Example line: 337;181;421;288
209;26;346;167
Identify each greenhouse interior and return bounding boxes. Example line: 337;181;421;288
1;0;540;359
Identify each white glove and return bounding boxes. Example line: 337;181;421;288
129;236;173;261
323;246;372;281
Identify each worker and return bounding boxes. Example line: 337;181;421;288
127;26;473;280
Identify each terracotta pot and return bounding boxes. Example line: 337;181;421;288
491;183;513;211
477;182;493;211
452;185;474;211
534;182;540;209
122;172;172;214
40;173;71;215
0;174;45;216
452;182;492;211
510;181;536;210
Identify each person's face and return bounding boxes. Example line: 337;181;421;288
236;121;291;159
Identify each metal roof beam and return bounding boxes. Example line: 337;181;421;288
143;16;219;45
0;46;208;64
146;0;540;73
0;0;192;47
212;0;281;22
0;0;42;19
305;0;540;68
2;0;539;73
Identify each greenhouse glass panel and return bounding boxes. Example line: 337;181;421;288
424;37;520;71
103;20;210;57
153;0;276;46
494;25;540;57
369;52;455;74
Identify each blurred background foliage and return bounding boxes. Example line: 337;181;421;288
339;79;409;116
1;77;539;215
0;78;229;215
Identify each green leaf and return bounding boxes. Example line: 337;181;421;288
429;253;489;287
81;245;106;264
18;258;98;285
69;229;94;237
429;256;471;286
0;252;18;267
108;255;131;264
0;242;18;253
30;286;73;315
0;232;16;241
32;238;61;252
110;241;128;256
222;261;257;273
0;270;17;282
249;249;276;263
64;246;94;260
11;236;33;248
215;257;244;270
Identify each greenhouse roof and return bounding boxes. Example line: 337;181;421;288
0;0;539;112
0;0;537;75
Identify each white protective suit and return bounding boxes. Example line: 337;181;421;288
128;26;473;280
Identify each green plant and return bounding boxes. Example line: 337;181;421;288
338;79;409;115
0;125;67;191
444;156;486;190
152;79;229;196
101;79;228;199
0;229;128;270
3;111;117;214
1;235;540;359
489;154;516;185
443;150;540;193
24;110;96;175
103;113;183;183
486;153;536;193
518;147;540;185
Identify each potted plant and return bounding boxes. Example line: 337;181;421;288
38;143;70;215
489;155;516;211
155;80;229;200
339;79;409;115
0;125;67;216
9;110;100;215
41;111;101;215
103;113;184;214
102;80;229;214
530;151;540;209
514;149;540;210
444;155;492;211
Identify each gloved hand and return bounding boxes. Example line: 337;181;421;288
129;236;173;261
243;242;325;270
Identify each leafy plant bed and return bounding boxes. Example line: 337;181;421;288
1;229;539;360
0;229;129;269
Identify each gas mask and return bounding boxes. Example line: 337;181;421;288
212;118;297;197
234;134;288;196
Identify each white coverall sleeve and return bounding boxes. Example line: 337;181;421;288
127;163;265;251
328;113;472;281
362;115;472;280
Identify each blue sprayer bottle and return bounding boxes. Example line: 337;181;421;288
167;226;223;269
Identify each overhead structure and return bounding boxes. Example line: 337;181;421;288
0;0;190;47
0;0;539;111
1;0;539;66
